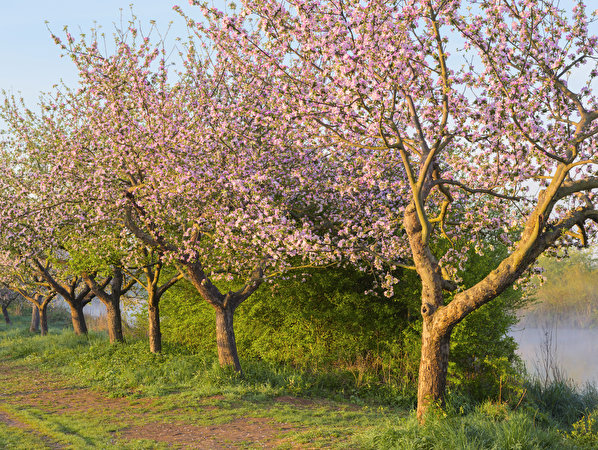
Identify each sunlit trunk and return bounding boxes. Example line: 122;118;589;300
39;303;49;336
70;303;88;335
30;305;40;333
148;301;161;353
215;305;242;373
104;299;124;343
417;320;451;422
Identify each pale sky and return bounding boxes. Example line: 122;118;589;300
0;1;222;106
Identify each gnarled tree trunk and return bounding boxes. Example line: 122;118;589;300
417;322;451;420
82;268;133;344
104;299;124;343
70;303;88;335
148;302;161;353
39;302;49;336
184;262;262;374
214;305;241;372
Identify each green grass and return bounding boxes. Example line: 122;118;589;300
0;421;50;450
2;309;598;448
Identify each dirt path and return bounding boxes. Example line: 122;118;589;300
0;361;333;449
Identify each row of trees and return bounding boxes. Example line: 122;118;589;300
1;0;597;421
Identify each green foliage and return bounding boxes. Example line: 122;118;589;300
158;252;525;405
355;402;575;449
563;409;598;449
158;266;422;403
524;378;598;427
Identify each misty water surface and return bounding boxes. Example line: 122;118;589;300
511;326;598;386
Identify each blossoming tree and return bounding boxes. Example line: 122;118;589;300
3;22;337;369
194;0;598;419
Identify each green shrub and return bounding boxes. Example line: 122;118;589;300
563;409;598;448
157;255;524;405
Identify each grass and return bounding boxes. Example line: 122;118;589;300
1;308;598;448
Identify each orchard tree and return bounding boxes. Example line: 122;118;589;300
0;93;127;339
0;286;20;324
194;0;598;419
33;264;97;335
1;22;336;370
123;249;183;353
81;267;135;343
0;256;57;336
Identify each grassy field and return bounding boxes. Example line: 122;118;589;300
1;309;597;449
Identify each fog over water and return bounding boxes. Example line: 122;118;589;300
511;325;598;386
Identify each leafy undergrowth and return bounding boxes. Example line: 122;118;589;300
1;314;598;448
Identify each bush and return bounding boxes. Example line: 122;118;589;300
563;409;598;449
158;254;524;405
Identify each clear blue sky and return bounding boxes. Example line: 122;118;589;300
0;1;225;106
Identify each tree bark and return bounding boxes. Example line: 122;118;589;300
142;262;182;354
215;305;242;373
148;301;161;353
30;262;93;337
404;201;453;422
30;305;40;332
82;269;132;344
39;303;48;336
105;299;124;344
1;305;10;324
417;322;450;422
70;303;88;335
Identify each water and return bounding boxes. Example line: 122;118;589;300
511;326;598;386
54;297;140;323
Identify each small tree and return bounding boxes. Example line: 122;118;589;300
0;259;57;336
30;260;97;335
123;249;183;353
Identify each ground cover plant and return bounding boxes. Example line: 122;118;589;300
1;308;598;448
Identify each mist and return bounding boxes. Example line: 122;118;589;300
511;323;598;386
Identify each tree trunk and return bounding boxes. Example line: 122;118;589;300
30;305;40;332
70;303;88;335
417;321;451;422
105;300;124;344
39;303;49;336
148;302;161;353
215;305;242;373
1;305;10;324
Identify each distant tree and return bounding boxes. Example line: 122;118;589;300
33;265;96;335
524;248;598;327
0;258;57;336
0;286;20;324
